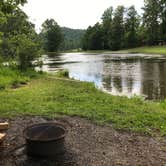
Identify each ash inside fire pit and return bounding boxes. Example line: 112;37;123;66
25;123;65;141
24;123;66;157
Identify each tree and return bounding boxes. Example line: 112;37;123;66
111;6;125;50
143;0;160;45
82;2;165;51
124;6;140;48
13;34;39;70
0;0;40;70
82;26;93;50
41;19;63;52
1;8;37;57
159;0;166;42
90;23;104;50
82;23;103;50
101;7;113;49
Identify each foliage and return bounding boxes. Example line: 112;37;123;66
142;0;166;44
0;0;40;70
111;6;125;50
15;34;40;70
124;6;140;48
159;0;166;42
40;19;63;52
101;7;113;49
55;69;69;78
143;0;160;45
82;23;104;50
0;65;28;89
82;5;126;51
60;27;85;51
82;1;166;51
0;75;166;136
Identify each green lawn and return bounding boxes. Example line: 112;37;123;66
120;46;166;55
0;75;166;136
83;46;166;55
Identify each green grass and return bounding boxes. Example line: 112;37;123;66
0;75;166;136
0;65;42;90
54;69;69;78
83;46;166;55
120;46;166;55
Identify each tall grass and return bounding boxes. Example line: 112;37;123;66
0;64;41;89
55;69;69;78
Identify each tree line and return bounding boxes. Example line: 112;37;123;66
82;0;166;51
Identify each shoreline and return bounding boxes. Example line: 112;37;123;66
59;46;166;56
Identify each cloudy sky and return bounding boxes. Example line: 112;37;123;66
22;0;144;32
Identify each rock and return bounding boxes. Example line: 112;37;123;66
0;133;6;143
0;122;9;130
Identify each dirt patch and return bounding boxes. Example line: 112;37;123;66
0;116;166;166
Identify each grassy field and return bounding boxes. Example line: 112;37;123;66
0;70;166;136
83;46;166;55
120;46;166;55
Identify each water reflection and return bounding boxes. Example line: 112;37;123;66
140;61;166;100
39;53;166;100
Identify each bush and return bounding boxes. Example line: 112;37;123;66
0;65;41;90
55;70;69;78
14;35;39;70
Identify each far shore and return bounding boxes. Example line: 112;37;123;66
59;45;166;55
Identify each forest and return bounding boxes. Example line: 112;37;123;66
82;1;166;50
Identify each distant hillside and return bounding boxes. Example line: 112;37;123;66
60;27;85;51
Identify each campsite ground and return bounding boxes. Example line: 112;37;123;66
0;116;166;166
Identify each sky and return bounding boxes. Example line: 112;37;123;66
22;0;144;32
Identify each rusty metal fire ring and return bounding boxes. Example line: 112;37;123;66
23;122;66;157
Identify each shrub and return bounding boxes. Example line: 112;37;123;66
55;70;69;78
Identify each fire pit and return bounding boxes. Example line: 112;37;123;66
23;122;66;157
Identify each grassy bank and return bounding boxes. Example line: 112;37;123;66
119;46;166;55
0;72;166;136
0;65;41;90
82;46;166;55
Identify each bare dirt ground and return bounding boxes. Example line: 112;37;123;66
0;116;166;166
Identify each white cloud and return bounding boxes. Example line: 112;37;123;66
22;0;144;32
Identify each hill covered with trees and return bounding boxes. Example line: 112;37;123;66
39;25;85;52
60;27;85;51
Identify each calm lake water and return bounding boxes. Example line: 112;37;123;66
39;53;166;100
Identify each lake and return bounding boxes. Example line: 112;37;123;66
38;53;166;100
